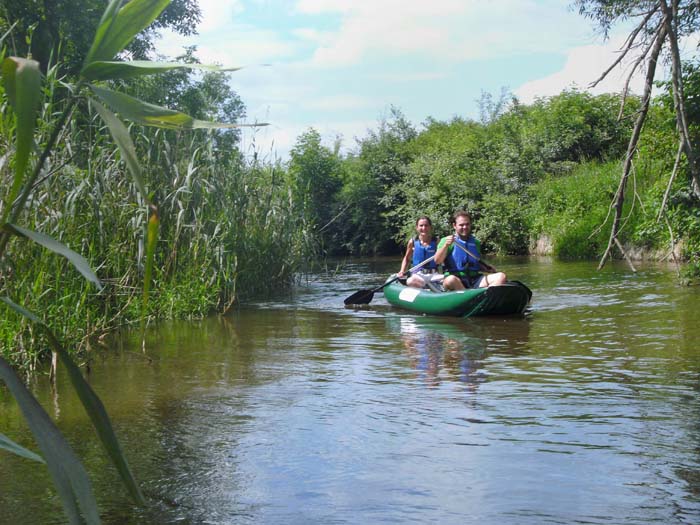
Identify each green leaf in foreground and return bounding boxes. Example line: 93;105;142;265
3;223;103;290
82;60;242;81
89;97;148;200
0;353;100;524
89;84;247;129
0;297;146;507
0;432;45;463
0;57;42;224
83;0;170;67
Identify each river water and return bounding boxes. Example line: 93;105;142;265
1;257;700;524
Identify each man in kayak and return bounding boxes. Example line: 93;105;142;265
398;216;443;290
435;210;507;291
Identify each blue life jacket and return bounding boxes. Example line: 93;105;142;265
412;237;438;270
444;235;481;276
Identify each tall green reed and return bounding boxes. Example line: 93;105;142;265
0;1;312;523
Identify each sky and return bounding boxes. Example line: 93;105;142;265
155;0;667;161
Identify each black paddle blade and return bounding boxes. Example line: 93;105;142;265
344;289;375;305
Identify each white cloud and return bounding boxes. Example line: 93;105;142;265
514;35;663;103
239;116;378;161
304;94;374;111
292;27;335;46
157;26;297;66
195;0;244;33
373;71;448;83
294;0;591;67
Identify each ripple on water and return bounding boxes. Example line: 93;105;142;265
3;258;700;524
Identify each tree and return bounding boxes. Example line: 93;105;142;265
478;87;514;124
492;90;635;186
288;128;343;252
574;0;700;269
128;46;247;161
355;106;417;253
0;0;201;75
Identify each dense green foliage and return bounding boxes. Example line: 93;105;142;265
0;4;311;372
0;75;308;370
0;0;200;74
288;88;698;270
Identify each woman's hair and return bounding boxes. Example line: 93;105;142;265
415;216;432;226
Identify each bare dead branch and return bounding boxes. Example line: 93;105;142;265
319;201;353;233
588;5;660;89
616;22;666;120
663;215;681;276
632;160;646;213
588;194;615;239
614;237;638;272
617;158;643;234
598;20;667;270
662;0;700;197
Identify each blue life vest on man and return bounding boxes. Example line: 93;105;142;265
412;237;438;270
444;235;481;276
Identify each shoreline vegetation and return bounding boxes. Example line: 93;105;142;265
3;85;698;371
2;4;699;373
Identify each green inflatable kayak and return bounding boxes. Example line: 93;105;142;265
382;278;532;317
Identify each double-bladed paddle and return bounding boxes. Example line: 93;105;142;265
451;237;497;273
343;254;438;305
452;239;532;297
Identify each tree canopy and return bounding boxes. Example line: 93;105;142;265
0;0;201;74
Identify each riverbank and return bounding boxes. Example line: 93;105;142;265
531;234;685;262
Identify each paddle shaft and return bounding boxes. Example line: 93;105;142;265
451;237;497;273
343;253;438;305
377;253;438;291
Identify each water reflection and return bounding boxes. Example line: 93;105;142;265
386;315;531;389
3;258;700;524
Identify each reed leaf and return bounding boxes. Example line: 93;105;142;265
83;0;171;67
143;205;159;307
3;223;103;290
0;432;45;463
89;85;243;129
89;97;148;200
0;351;100;525
82;60;242;81
0;296;146;507
0;21;18;46
0;57;41;223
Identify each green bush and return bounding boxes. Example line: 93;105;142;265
526;162;619;258
475;193;529;254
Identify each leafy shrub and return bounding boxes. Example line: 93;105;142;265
526;162;619;258
475;193;529;254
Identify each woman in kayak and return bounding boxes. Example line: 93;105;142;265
398;216;443;290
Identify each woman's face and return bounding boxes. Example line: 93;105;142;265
416;219;432;235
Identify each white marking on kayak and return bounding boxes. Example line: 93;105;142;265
398;288;421;302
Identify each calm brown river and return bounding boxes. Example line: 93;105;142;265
1;257;700;524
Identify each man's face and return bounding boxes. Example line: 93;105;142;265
453;216;471;239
